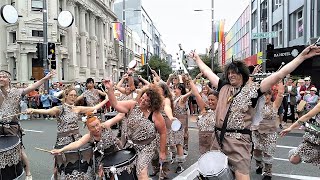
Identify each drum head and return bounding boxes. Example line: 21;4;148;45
128;60;137;69
102;149;136;168
105;112;118;117
198;150;228;176
0;135;20;152
171;120;181;132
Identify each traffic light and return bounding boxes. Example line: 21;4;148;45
36;43;43;61
48;42;56;69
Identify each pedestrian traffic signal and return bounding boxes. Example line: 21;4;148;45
48;42;56;69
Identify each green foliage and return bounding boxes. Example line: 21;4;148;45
188;54;222;78
138;56;172;81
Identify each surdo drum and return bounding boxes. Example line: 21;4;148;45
101;148;137;180
197;150;234;180
54;143;94;178
0;135;23;180
105;112;119;129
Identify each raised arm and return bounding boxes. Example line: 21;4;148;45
104;79;136;113
101;113;126;128
22;71;56;95
77;98;109;114
26;106;60;117
189;51;220;88
51;134;91;155
273;81;284;110
189;80;206;114
280;102;320;137
116;74;128;94
97;90;107;97
138;75;150;86
163;98;174;120
261;45;320;92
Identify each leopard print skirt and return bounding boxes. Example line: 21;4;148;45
293;141;320;167
252;131;277;157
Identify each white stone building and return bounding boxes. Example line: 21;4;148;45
0;0;120;83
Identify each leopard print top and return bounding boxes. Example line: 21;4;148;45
256;103;277;133
55;104;82;146
173;96;188;116
197;110;216;132
83;89;100;106
0;88;24;123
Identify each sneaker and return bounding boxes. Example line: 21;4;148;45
256;167;263;174
176;165;184;173
262;175;272;180
25;175;33;180
183;150;188;156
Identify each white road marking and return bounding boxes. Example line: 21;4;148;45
24;129;44;133
173;162;198;180
273;173;320;180
276;145;297;149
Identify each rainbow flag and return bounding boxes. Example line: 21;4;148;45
113;22;123;41
214;20;225;43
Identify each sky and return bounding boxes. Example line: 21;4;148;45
142;0;250;55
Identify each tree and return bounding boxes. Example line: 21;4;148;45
138;56;172;81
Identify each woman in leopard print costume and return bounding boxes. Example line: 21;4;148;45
189;77;219;154
105;80;166;180
252;81;284;180
26;86;109;179
280;101;320;168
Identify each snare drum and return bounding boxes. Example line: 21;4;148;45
105;112;119;129
197;150;234;180
101;148;137;180
54;143;94;179
0;135;23;180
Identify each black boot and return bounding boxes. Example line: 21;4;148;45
256;167;263;174
262;175;272;180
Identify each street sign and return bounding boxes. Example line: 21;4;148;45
251;32;278;39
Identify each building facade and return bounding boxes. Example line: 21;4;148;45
1;0;119;83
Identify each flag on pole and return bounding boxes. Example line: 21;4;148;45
214;20;225;43
141;54;145;65
113;22;123;41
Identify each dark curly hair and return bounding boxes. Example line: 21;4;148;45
176;83;187;95
139;84;163;112
158;82;174;113
224;60;250;84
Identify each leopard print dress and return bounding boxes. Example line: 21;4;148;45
170;96;187;146
55;104;94;180
252;103;278;157
0;88;24;173
292;114;320;167
83;89;100;106
124;104;159;175
197;110;215;154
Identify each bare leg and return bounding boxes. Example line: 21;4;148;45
137;167;149;180
21;149;32;177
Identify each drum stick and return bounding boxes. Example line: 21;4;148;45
158;161;163;180
35;147;51;153
147;63;153;71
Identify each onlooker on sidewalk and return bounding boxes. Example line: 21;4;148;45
283;77;297;124
40;90;51;119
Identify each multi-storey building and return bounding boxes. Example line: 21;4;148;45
1;0;120;83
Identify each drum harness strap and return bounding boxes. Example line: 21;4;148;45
215;86;251;149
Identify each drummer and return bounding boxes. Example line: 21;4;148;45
252;81;284;179
190;45;320;180
280;100;320;167
189;76;219;154
51;111;131;179
116;73;136;101
26;85;109;179
104;80;167;179
0;70;55;180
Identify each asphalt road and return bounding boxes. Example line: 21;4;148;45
18;118;320;180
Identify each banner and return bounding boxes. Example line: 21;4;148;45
141;54;145;65
214;19;225;43
113;22;123;41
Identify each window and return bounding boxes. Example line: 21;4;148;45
11;0;15;6
273;0;282;11
60;35;66;45
32;30;43;37
251;11;257;29
110;27;112;40
9;31;16;43
272;21;282;46
297;10;303;38
31;0;43;10
58;0;63;12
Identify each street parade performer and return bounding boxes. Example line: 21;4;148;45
0;70;55;180
190;45;320;180
104;79;167;179
252;81;284;180
26;85;108;179
280;100;320;168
